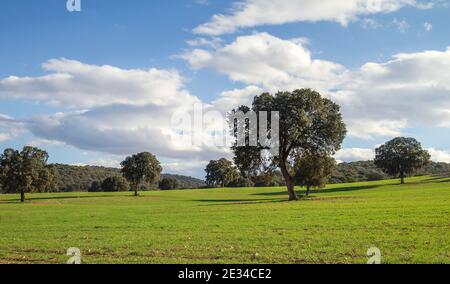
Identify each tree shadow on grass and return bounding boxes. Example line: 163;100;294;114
0;194;123;204
252;184;382;197
194;198;289;206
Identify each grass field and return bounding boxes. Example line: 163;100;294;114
0;176;449;264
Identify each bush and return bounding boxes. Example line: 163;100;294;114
159;177;180;190
227;178;255;188
88;181;102;192
101;176;130;192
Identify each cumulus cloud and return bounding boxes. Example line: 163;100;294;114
182;32;450;139
335;148;375;162
212;85;262;112
0;60;232;174
0;58;194;109
181;32;348;93
0;113;24;143
193;0;431;35
427;148;450;163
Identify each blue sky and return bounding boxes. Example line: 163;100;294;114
1;0;450;178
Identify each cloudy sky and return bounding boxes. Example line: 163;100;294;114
1;0;450;178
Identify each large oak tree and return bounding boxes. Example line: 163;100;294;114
230;89;346;201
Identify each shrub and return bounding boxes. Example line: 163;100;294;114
101;176;130;192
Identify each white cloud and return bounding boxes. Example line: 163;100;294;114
0;113;24;143
0;60;232;170
186;37;224;49
182;33;450;139
424;21;433;31
181;32;348;93
194;0;431;35
86;158;122;168
335;148;375;162
212;85;262;112
360;18;382;29
0;58;195;109
392;17;409;32
427;148;450;163
0;133;11;142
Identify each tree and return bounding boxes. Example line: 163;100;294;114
230;89;346;200
33;165;59;193
121;152;162;196
101;176;130;192
159;177;180;190
374;137;430;184
0;146;53;202
294;153;336;197
89;181;102;192
205;158;239;187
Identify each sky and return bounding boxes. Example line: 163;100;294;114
1;0;450;178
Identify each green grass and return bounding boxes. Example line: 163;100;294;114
0;176;449;264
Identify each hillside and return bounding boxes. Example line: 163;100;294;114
52;161;450;192
52;164;206;192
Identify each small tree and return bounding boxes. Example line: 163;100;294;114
101;176;130;192
294;153;336;196
159;177;180;190
121;152;162;196
0;147;53;202
374;137;430;184
205;158;239;187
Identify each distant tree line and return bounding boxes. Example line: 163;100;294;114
0;148;205;201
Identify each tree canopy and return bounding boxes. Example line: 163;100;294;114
374;137;430;184
121;152;162;196
159;177;180;190
0;146;58;202
230;89;346;200
294;153;336;196
101;176;130;192
205;158;239;187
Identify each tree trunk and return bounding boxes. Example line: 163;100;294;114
306;186;311;197
134;183;139;196
20;189;25;203
280;161;298;201
400;172;405;184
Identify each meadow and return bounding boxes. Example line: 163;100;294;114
0;176;449;264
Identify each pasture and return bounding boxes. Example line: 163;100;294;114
0;176;449;264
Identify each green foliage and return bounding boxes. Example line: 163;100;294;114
159;177;180;190
0;147;57;202
375;137;431;184
231;89;347;200
101;176;130;192
227;177;255;188
294;153;336;196
205;158;239;187
52;164;205;192
121;152;162;196
252;171;286;187
88;181;103;193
